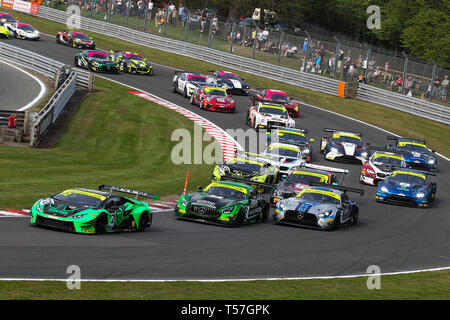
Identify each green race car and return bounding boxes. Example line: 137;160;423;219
74;50;120;73
174;177;273;226
110;50;153;75
30;185;159;234
0;25;9;38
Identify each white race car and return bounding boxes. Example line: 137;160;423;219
260;143;307;180
172;70;217;98
7;22;40;40
246;102;295;130
360;150;407;186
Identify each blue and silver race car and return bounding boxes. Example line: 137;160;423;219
274;183;363;230
386;136;437;172
376;168;437;208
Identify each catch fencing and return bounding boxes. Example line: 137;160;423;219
357;83;450;125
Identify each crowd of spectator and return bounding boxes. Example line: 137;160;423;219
66;0;448;103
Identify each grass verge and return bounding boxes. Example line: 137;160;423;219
4;8;449;158
0;269;449;299
0;77;216;209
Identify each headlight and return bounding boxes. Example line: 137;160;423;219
416;192;425;198
72;214;87;219
36;204;43;212
274;189;283;196
319;211;332;218
181;198;188;206
428;159;435;165
380;186;389;193
361;152;368;158
93;61;100;66
303;148;310;154
278;203;286;211
221;206;234;214
331;147;339;153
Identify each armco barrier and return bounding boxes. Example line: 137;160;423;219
31;71;77;146
357;83;450;125
35;5;343;97
0;41;94;91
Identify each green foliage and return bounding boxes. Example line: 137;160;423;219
181;0;449;67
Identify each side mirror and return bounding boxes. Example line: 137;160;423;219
110;49;114;53
310;138;315;142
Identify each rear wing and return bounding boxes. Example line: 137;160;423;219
98;185;159;200
219;175;275;192
268;126;308;134
174;70;196;76
324;128;362;137
388;167;437;176
309;182;364;196
367;145;411;156
302;163;349;185
387;135;426;145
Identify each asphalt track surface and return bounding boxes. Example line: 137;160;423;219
0;34;449;280
0;59;42;111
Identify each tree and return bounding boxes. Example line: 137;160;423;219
401;6;450;67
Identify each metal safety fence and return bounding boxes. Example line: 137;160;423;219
356;83;450;125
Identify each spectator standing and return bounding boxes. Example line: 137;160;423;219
361;57;367;77
432;76;440;99
328;53;335;75
147;0;153;19
368;56;376;79
441;75;448;102
261;28;269;46
302;37;308;56
178;3;185;27
356;54;362;75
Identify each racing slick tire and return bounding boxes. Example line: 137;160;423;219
349;209;359;226
199;98;205;110
94;214;108;234
261;205;269;222
190;94;195;105
330;212;341;231
183;88;188;98
172;83;177;93
137;212;152;232
236;209;246;226
74;57;80;67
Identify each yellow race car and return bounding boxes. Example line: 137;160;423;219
0;25;10;38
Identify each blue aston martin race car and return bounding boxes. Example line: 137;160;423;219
386;136;437;172
320;128;369;164
376;168;437;208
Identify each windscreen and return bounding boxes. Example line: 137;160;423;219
297;191;340;204
52;190;105;207
204;186;247;200
73;33;90;40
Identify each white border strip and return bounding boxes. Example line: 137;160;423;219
1;266;449;282
0;59;47;111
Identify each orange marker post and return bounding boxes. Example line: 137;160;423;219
183;170;190;194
